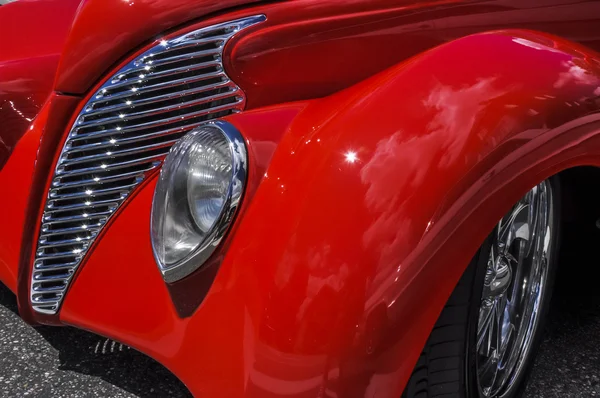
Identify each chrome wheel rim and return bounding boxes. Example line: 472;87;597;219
476;180;553;397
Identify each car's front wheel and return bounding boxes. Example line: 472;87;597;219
403;177;560;398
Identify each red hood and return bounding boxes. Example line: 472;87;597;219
0;0;81;169
0;0;81;61
55;0;264;94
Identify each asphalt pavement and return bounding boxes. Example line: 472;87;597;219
1;250;599;397
0;285;191;397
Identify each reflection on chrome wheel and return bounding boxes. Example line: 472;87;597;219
476;180;554;397
402;177;559;398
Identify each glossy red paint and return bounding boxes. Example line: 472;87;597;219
60;31;600;396
0;0;81;169
0;0;80;61
54;0;600;108
0;104;50;292
0;56;59;169
227;0;600;108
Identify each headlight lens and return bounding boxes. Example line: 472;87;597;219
151;121;247;282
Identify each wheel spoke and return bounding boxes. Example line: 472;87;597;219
513;220;530;245
498;202;530;252
508;250;524;297
498;294;514;358
478;351;500;396
494;295;505;360
524;186;540;256
478;299;495;356
481;256;495;299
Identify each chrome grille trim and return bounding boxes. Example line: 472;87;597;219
69;101;242;140
74;89;240;129
31;15;265;314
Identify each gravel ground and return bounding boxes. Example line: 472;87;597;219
1;255;599;397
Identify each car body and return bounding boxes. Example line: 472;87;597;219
1;0;600;396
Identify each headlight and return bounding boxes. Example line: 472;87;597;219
151;120;247;282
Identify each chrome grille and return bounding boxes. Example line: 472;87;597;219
31;15;265;314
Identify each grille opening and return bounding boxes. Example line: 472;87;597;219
44;219;103;232
68;125;195;151
66;131;187;161
190;26;232;40
100;64;221;98
38;280;68;289
116;95;239;127
62;149;167;173
81;85;233;125
49;192;124;208
42;244;88;256
52;177;140;196
38;257;78;267
74;94;238;140
151;41;221;63
57;164;155;184
117;54;219;84
37;292;61;300
44;204;117;221
37;269;72;279
44;221;104;234
90;75;226;112
153;56;219;76
43;233;94;244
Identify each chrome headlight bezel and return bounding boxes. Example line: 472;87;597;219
151;120;247;283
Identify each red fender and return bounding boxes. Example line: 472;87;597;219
61;31;600;397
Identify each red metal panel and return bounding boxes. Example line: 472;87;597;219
0;0;80;61
226;0;600;108
61;31;600;396
0;0;81;168
0;56;59;169
0;101;51;292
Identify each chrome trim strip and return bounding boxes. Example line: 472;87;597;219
70;100;243;140
84;79;233;116
60;140;178;165
75;90;239;130
92;77;232;104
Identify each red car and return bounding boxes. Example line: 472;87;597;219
1;0;600;396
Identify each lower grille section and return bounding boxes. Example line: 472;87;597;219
31;15;265;314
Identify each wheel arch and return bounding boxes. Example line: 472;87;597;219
553;166;600;283
222;29;600;396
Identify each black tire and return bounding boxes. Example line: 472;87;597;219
403;177;561;398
